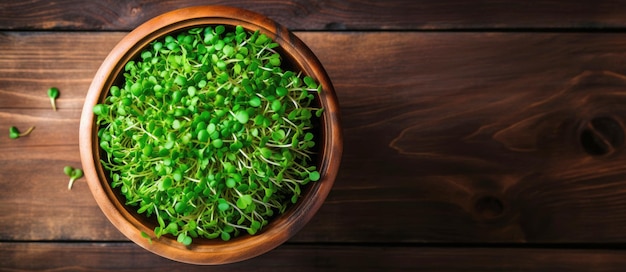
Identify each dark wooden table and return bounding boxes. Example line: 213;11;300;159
5;1;626;270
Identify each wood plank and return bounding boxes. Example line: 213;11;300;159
297;32;626;243
5;31;626;244
0;32;122;110
3;242;626;271
1;1;625;31
0;0;419;31
0;145;126;241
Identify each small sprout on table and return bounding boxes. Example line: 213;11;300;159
64;166;84;190
48;87;59;111
9;126;35;139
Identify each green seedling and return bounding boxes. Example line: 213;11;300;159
94;25;323;246
141;231;153;244
9;126;35;139
64;166;84;190
48;87;59;111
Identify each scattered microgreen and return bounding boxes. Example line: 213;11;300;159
48;87;59;111
93;25;323;246
64;166;84;190
9;126;35;139
141;230;153;244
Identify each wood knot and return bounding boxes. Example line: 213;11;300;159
579;116;624;156
474;195;505;219
130;7;140;15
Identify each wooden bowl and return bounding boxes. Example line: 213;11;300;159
79;6;342;265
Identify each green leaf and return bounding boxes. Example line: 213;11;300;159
269;56;281;67
47;87;59;98
304;76;317;88
260;147;272;158
131;82;143;96
309;171;320;181
141;231;152;244
157;215;165;228
177;233;187;243
166;222;178;234
304;132;314;141
48;87;59;111
182;235;192;246
271;100;282;112
248;96;261;107
236;194;253;209
212;138;223;148
158;177;172;191
187;86;196;97
271;129;286;141
235;110;249;124
174;75;187;86
316;108;324;117
236;198;247;209
226;178;236;188
173;169;183;182
175;202;187;213
215;25;225;35
8;126;19;139
154;226;163;237
63;166;74;176
197;129;209;142
137;204;150;214
218;202;230;212
247;220;261;235
71;169;83;179
220;231;231;241
92;104;108;116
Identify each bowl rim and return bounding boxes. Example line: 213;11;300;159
79;5;342;265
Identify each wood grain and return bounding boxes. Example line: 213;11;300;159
4;242;626;271
1;1;626;31
0;0;418;31
297;32;626;243
5;31;626;245
0;32;122;110
0;145;126;241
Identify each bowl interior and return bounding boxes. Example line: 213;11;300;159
80;6;341;265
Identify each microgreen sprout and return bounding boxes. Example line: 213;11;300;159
9;126;35;139
48;87;59;111
64;166;84;190
94;25;323;246
141;231;153;244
